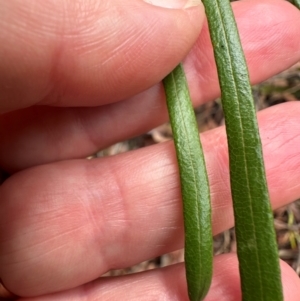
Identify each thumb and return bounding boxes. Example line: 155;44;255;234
0;0;205;112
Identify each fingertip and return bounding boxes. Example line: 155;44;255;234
47;0;205;106
0;0;206;112
49;0;206;106
135;0;206;72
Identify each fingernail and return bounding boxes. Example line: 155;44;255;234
184;0;202;9
144;0;201;9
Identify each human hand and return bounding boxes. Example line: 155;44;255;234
0;0;300;300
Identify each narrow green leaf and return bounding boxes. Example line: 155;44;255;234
201;0;283;300
163;64;213;301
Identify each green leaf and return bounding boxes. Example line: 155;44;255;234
201;0;283;300
163;64;213;301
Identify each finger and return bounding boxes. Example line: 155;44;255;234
0;0;204;113
1;0;300;172
14;255;300;301
1;102;300;296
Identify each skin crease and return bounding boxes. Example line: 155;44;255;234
0;0;300;300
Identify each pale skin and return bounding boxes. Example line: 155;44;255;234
0;0;300;300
